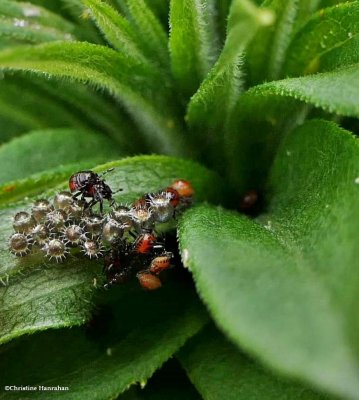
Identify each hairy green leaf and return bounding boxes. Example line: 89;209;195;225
246;64;359;116
0;1;75;45
0;162;93;206
284;2;359;76
178;120;359;399
0;1;73;32
82;0;150;64
0;41;185;155
0;16;74;44
142;0;169;26
0;128;121;183
0;77;94;139
187;0;275;165
246;0;298;85
179;325;325;400
27;77;140;153
125;0;169;68
225;63;359;189
0;155;222;344
295;0;321;29
120;359;202;400
0;282;207;399
169;0;219;97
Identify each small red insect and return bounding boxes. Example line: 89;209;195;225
137;272;162;290
133;231;157;254
170;179;194;198
239;190;259;212
149;252;173;275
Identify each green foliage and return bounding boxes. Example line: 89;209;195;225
0;0;358;399
0;128;121;183
179;325;325;400
246;0;298;84
284;2;359;75
0;284;207;399
169;0;219;97
178;120;359;399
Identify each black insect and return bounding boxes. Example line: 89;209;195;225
69;169;120;214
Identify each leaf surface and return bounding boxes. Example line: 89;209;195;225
186;0;274;165
0;41;185;155
246;0;298;85
284;2;359;76
178;120;359;399
178;325;326;400
169;0;219;96
246;64;359;116
125;0;169;68
0;128;121;183
0;281;207;399
82;0;150;64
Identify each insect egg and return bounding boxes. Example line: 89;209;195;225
43;238;68;262
102;218;123;244
9;233;32;256
130;199;154;229
32;199;53;223
83;215;103;238
111;205;133;231
62;224;83;246
53;191;73;211
147;192;174;222
32;224;50;246
45;209;67;231
82;239;103;259
13;211;36;233
66;199;84;220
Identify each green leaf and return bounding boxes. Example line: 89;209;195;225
28;77;140;153
178;325;325;400
0;155;222;345
0;281;207;399
0;162;93;206
295;0;321;29
319;0;354;8
82;0;150;64
0;1;73;32
246;0;298;85
142;0;169;27
169;0;219;97
178;120;359;399
0;16;74;44
0;1;75;45
226;64;359;190
284;2;359;76
120;359;202;400
0;77;95;138
246;64;359;116
0;128;121;183
0;41;185;155
125;0;169;68
186;0;275;165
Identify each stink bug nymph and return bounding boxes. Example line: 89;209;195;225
69;169;120;214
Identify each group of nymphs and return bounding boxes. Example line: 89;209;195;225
8;169;194;290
